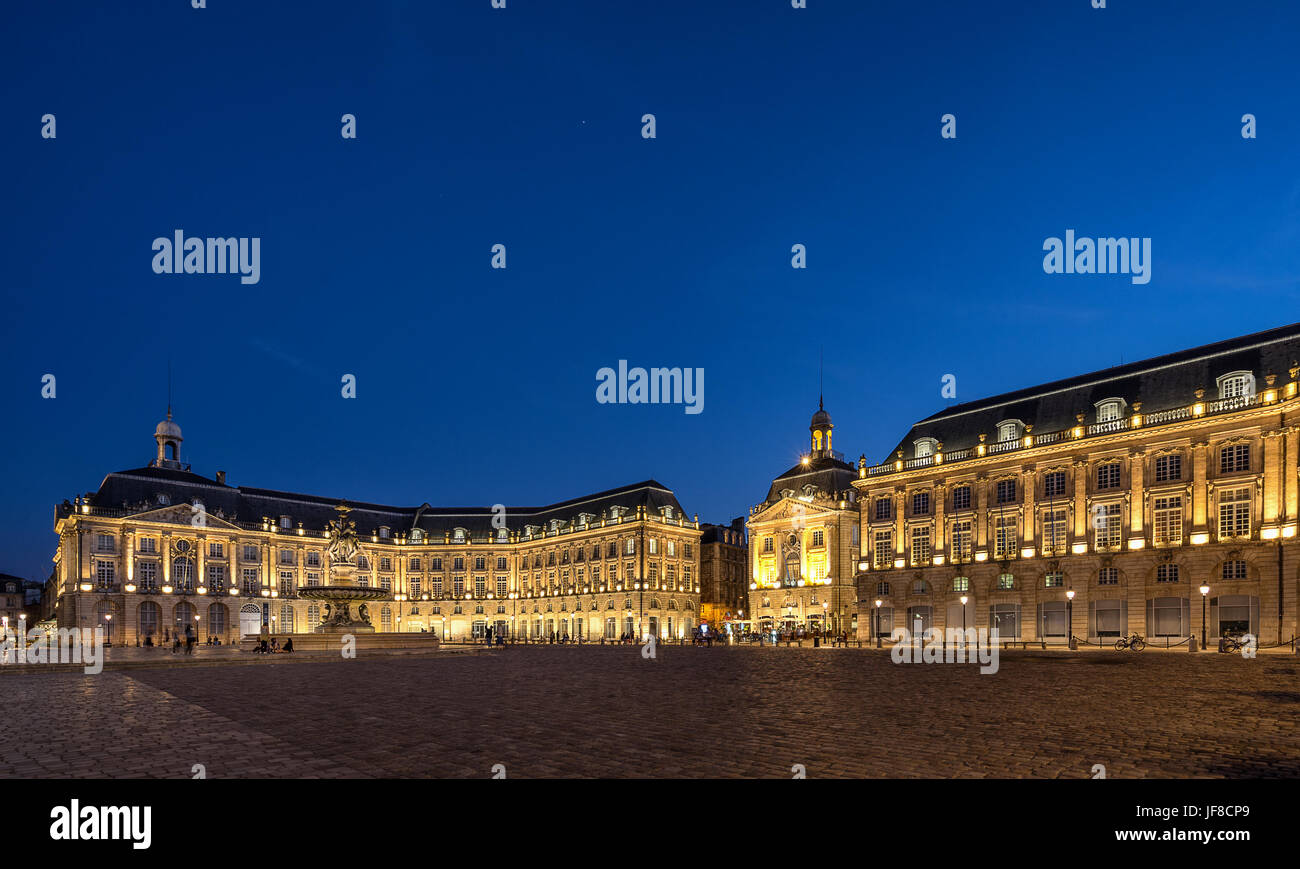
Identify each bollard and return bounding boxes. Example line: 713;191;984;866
1188;635;1197;653
1069;636;1077;651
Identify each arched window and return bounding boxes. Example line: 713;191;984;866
174;600;195;631
1222;560;1248;581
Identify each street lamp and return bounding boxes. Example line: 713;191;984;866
960;595;968;634
1066;588;1075;649
874;598;882;649
1199;584;1210;649
104;612;112;646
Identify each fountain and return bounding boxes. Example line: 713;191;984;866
299;505;398;635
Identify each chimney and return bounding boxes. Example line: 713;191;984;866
215;471;227;485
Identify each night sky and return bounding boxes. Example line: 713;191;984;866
3;0;1298;583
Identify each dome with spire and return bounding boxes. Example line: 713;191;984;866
155;410;182;441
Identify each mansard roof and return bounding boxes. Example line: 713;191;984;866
885;321;1300;460
764;454;857;505
79;470;688;538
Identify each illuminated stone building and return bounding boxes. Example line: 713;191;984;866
698;518;748;630
854;323;1300;646
50;415;701;645
746;401;860;636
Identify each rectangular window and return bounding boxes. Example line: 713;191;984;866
136;561;157;590
96;560;115;587
306;551;321;567
1153;495;1183;545
910;526;931;565
1220;444;1250;474
453;575;465;596
1154;454;1182;482
432;557;443;571
951;520;972;559
625;539;635;555
996;480;1016;505
432;576;444;596
1218;487;1251;538
1042;509;1067;554
1043;471;1067;499
474;556;486;571
1156;564;1180;583
496;575;508;597
873;530;893;569
243;545;258;562
242;568;259;594
409;557;421;571
1095;502;1122;549
380;575;392;591
993;515;1017;559
138;537;157;554
496;556;508;570
207;563;225;590
952;486;971;511
911;491;930;515
812;530;825;547
763;537;774;553
1044;572;1064;588
453;557;465;571
306;572;321;587
208;542;224;558
875;499;892;521
952;576;969;593
1098;567;1118;586
1096;463;1121;490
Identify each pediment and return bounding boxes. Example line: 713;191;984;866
751;497;840;525
128;503;242;530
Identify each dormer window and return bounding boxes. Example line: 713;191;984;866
379;526;390;539
1217;371;1255;400
453;528;467;543
996;420;1023;443
913;437;938;459
1095;398;1126;423
279;516;291;529
496;528;508;543
410;529;423;543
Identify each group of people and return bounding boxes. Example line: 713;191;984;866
140;624;202;654
251;636;293;654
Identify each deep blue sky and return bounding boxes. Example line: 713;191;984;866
3;0;1299;583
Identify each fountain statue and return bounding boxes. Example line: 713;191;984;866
298;504;389;633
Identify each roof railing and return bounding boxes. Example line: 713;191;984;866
862;387;1285;478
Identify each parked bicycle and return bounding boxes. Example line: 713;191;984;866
1220;634;1245;653
1114;633;1146;651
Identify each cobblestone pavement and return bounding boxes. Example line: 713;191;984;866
3;647;1298;778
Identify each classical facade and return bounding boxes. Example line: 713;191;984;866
50;415;702;645
854;323;1300;646
698;518;748;630
746;401;860;636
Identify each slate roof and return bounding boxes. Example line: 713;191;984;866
763;454;857;504
80;470;688;537
885;322;1300;461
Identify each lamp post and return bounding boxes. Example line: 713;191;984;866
874;598;882;649
960;595;968;634
1199;584;1210;649
104;612;112;646
1066;588;1075;649
822;601;829;644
